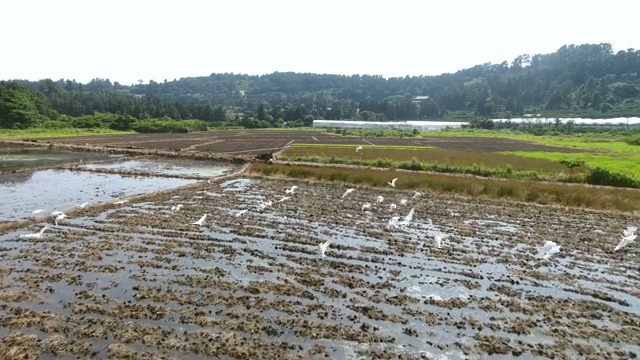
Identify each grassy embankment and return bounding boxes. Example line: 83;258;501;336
250;162;640;212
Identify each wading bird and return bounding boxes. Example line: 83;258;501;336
614;226;637;251
192;214;207;226
341;188;355;198
19;225;49;239
539;241;561;260
318;240;331;258
171;204;184;211
434;233;450;248
54;213;67;225
387;207;415;229
377;196;384;203
355;146;363;153
388;177;398;187
257;200;273;211
285;186;298;194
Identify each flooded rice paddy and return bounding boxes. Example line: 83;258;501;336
0;148;114;171
0;161;638;359
80;158;234;178
0;170;197;223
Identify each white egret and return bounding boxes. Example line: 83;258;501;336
434;233;450;248
361;202;371;211
355;146;363;153
614;234;636;251
54;213;67;225
623;226;637;238
412;191;422;199
171;204;184;211
389;203;397;211
318;240;331;257
257;200;273;211
377;195;384;203
387;208;415;229
539;241;561;260
19;225;49;239
400;207;415;225
388;177;398;187
387;216;401;229
341;188;355;198
77;202;89;209
32;209;45;215
285;186;298;194
192;214;207;226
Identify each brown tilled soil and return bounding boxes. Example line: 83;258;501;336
0;174;638;359
29;130;585;153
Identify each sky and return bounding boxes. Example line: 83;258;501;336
1;0;638;85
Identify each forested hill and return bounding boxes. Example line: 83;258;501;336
9;43;640;123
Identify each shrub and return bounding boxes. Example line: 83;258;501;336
585;167;640;188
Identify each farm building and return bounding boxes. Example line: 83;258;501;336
312;120;469;132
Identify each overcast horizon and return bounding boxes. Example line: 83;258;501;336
1;0;638;86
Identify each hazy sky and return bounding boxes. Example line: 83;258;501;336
1;0;637;85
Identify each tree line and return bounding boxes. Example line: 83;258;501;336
3;43;640;131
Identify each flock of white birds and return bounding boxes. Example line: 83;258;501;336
17;172;638;258
20;199;127;239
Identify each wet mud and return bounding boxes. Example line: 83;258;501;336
0;173;638;359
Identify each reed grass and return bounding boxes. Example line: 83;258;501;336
280;146;579;182
282;146;568;173
251;163;640;212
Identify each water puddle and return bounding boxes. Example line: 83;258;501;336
81;157;235;178
0;148;113;171
0;169;197;222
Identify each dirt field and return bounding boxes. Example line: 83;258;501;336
34;130;585;154
1;175;638;359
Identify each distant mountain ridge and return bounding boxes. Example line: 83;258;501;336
5;43;640;126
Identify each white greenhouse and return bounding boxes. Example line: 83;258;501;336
312;120;469;132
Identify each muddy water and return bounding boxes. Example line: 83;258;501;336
0;169;198;222
0;148;114;171
0;175;638;359
80;157;234;178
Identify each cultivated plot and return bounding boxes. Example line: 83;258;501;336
34;130;585;154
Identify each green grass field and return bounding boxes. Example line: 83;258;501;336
280;143;582;182
0;128;134;139
283;128;640;186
